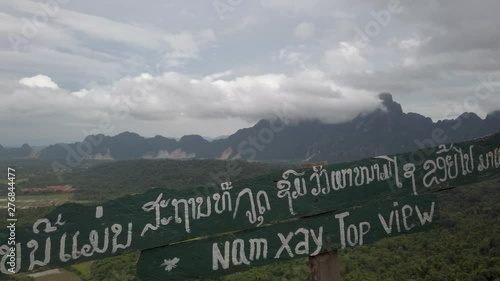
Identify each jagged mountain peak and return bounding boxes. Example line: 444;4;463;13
179;134;206;141
486;110;500;120
458;112;481;121
1;94;499;162
21;143;31;149
378;92;394;103
378;92;403;115
114;131;143;139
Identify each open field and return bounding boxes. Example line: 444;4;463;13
0;192;90;209
72;264;91;279
28;269;81;281
2;178;29;185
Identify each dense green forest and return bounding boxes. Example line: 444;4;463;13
216;180;500;281
3;160;499;281
0;158;291;201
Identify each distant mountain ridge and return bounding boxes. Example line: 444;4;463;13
2;93;500;163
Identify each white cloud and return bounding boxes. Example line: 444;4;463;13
261;0;321;14
1;0;500;145
163;29;217;66
398;37;421;50
294;22;315;40
19;74;59;89
403;57;416;67
54;10;217;65
1;70;381;125
0;1;217;75
391;35;430;51
3;1;164;50
277;49;310;65
323;42;372;75
222;16;259;34
0;47;123;87
203;70;233;81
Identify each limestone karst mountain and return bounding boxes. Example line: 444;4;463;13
2;93;500;163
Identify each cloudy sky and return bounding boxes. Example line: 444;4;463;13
1;0;499;146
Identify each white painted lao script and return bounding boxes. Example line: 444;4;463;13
422;145;500;188
276;155;402;215
141;182;271;236
276;145;500;215
0;206;133;274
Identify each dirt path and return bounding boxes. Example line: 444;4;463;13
29;269;81;281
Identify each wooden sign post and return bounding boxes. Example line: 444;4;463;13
304;161;340;281
0;132;498;280
309;251;341;281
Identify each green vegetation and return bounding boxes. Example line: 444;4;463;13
75;179;499;281
71;264;91;280
0;206;54;228
84;252;140;281
15;193;73;201
2;159;498;280
1;158;290;201
2;178;28;185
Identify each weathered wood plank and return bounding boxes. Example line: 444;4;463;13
136;194;438;280
0;132;498;274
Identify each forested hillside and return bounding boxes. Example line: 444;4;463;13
4;159;499;281
0;158;291;201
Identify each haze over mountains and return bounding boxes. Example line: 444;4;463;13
2;93;500;163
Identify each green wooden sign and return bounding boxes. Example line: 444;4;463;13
0;133;499;275
137;194;438;280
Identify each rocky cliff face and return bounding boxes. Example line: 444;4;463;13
0;143;33;159
3;93;500;163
